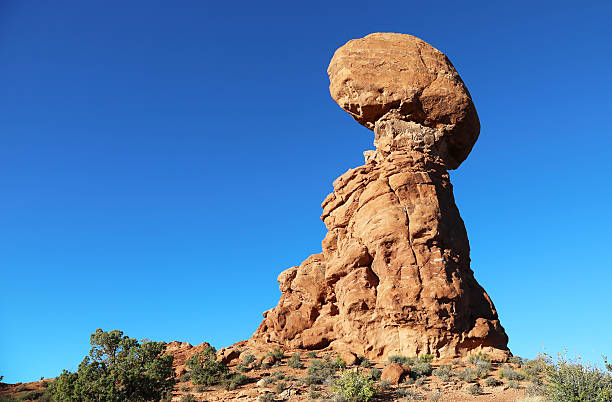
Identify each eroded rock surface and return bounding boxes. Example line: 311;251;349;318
249;33;508;361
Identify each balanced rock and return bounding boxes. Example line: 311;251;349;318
328;32;479;170
249;33;509;361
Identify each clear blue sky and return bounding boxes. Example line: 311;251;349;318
1;1;611;383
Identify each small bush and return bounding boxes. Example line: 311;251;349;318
243;354;256;365
484;376;501;387
433;364;452;382
418;354;434;363
467;352;490;365
288;353;304;369
509;356;523;365
20;390;45;401
398;388;421;400
261;361;272;370
411;361;433;378
180;372;191;382
179;394;195;402
262;376;274;386
499;365;525;381
368;368;382;381
186;346;229;386
180;384;190;392
258;393;275;402
331;370;376;401
475;359;492;376
415;377;425;386
223;373;250;391
267;348;285;360
380;379;392;390
236;361;251;373
194;384;206;392
457;367;478;382
467;383;483;395
427;390;442;401
275;381;287;393
359;358;372;368
307;351;317;358
546;355;612;401
508;379;521;389
335;355;347;369
272;371;285;381
305;359;336;384
388;355;414;366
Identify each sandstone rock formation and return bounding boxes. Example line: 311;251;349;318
249;33;509;361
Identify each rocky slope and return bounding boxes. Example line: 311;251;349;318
249;33;509;361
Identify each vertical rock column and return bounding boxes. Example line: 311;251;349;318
249;33;509;360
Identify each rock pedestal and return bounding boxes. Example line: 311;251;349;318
249;33;509;361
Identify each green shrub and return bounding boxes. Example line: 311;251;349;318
467;383;483;395
275;380;287;393
499;365;525;381
457;367;478;382
467;352;490;365
180;372;191;382
368;368;382;381
179;394;195;402
272;371;285;381
380;379;392;390
180;384;190;392
186;346;229;386
397;388;421;400
415;377;425;386
428;390;442;401
288;353;304;369
508;379;521;389
243;354;256;365
259;393;275;402
359;357;372;368
305;359;335;384
222;373;250;391
20;390;46;401
236;354;255;373
236;361;251;373
411;361;432;378
484;376;501;387
335;355;347;369
307;351;317;359
433;364;452;382
509;356;523;365
266;348;284;360
388;355;414;366
331;370;376;401
194;384;206;392
45;329;175;402
546;355;612;401
418;354;434;363
475;359;492;377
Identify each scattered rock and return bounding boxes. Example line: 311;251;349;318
277;387;298;400
261;355;275;366
339;350;358;366
381;362;409;385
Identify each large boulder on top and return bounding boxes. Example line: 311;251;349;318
327;32;480;169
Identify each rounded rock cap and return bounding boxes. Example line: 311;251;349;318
328;32;480;169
